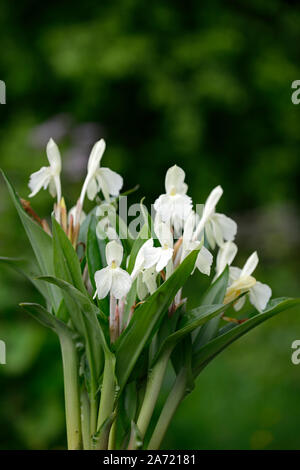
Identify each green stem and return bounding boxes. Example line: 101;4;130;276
58;330;82;450
94;353;116;449
136;347;172;442
80;389;91;450
108;414;117;450
147;367;187;450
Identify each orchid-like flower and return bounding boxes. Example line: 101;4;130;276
154;165;192;233
214;241;238;279
80;139;123;205
94;241;132;299
224;251;272;312
181;211;213;276
137;266;158;300
28;138;62;203
145;222;174;273
193;185;237;249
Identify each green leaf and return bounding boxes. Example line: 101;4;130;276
52;216;86;293
192;297;300;377
20;302;72;335
115;249;199;392
0;256;49;301
38;275;108;382
192;266;229;351
86;215;105;291
1;170;62;311
152;303;230;366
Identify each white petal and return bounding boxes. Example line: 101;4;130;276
183;211;196;245
48;178;57;197
97;167;123;197
154;194;172;222
87;139;106;174
165;165;187;195
213;213;237;242
143;245;162;270
241;251;259;278
142;267;157;294
106;240;123;267
111;268;132;299
46;138;61;174
216;241;238;276
196;246;213;276
86;177;98;201
28;167;51;197
155;221;173;248
131;239;154;279
249;281;272;312
156;248;173;272
229;266;242;283
202;185;223;221
94;266;112;299
205;221;216;250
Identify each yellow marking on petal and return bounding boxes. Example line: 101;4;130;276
111;260;117;269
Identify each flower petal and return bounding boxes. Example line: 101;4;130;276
249;281;272;312
216;241;238;277
46;138;61;173
87;139;106;174
156;247;173;272
202;185;223;221
86;176;98;201
196;246;213;276
97;167;123;198
94;266;112;299
111;268;132;299
165;165;187;195
241;251;258;278
28;167;51;197
213;213;237;243
106;240;123;267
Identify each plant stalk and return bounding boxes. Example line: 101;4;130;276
58;330;82;450
147;367;187;450
136;347;172;442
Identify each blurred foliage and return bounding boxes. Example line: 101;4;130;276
0;0;300;449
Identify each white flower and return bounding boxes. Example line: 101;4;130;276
215;241;238;279
181;211;213;276
94;241;132;299
28;138;62;202
131;239;155;280
195;246;213;276
154;165;192;233
137;266;157;300
80;139;123;205
146;222;174;273
224;251;272;312
193;186;237;249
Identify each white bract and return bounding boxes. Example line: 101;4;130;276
94;241;132;299
154;165;192;233
80;139;123;205
28;138;62;203
224;251;272;312
193;185;237;249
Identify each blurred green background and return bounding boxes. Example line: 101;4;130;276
0;0;300;449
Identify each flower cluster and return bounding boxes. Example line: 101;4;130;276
29;138;272;343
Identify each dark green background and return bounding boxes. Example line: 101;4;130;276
0;0;299;449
